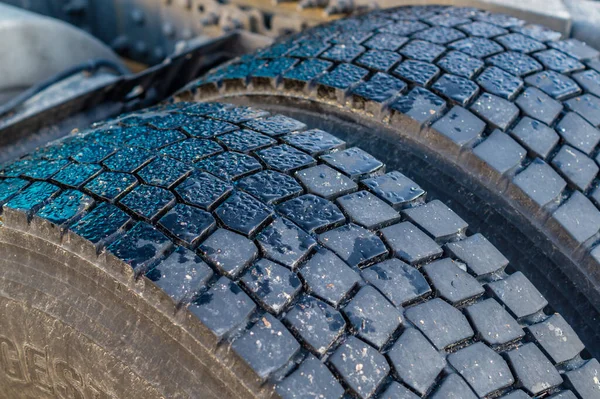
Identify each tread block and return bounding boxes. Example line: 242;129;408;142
476;66;523;101
449;37;503;58
343;285;403;349
390;87;447;125
380;382;419;399
198;228;258;278
232;314;300;380
403;199;468;244
473;130;526;175
510;117;559;160
423;258;484;305
465;298;524;346
126;128;185;150
430;373;477;399
399;40;445;62
505;342;563;395
102;147;153;173
356;50;402;73
316;63;368;90
564;358;600;398
470;93;519;131
69;202;130;245
379;20;428;36
336;190;401;230
321;44;366;63
431;105;485;147
17;159;68;180
120;184;175;221
556;112;600;156
426;13;470;28
413;26;465;44
240;259;302;314
218;129;276;153
191;277;256;339
283;59;333;82
549;39;600;61
513;159;566;207
278;194;346;233
329;336;390;399
432;73;479;106
175;172;233;211
381;221;443;265
458;21;507;38
487;271;548;319
299;248;362;307
437;51;483;79
159;138;222;163
501;389;531;399
352;72;406;102
405;297;474;350
242;115;306;137
181;117;238;138
146;246;213;303
573;69;600;98
552;191;600;244
50;163;102;188
393;60;440;87
257;144;316;174
84;172;137;202
35;190;93;226
138;156;192;188
256;217;316;269
527;314;585;365
515;87;563;126
362;258;431;307
448;342;515;397
251;57;298;79
196;152;262;181
158;203;215;247
363;33;408;51
208;106;269;124
276;356;344;399
496;33;545;53
548;392;578;399
388;328;446;395
284;295;346;356
215;191;273;237
0;178;29;204
362;171;425;210
237;170;303;205
445;233;509;277
551;145;598;191
565;94;600;127
535;49;585;74
321;147;384;181
475;13;524;28
319;223;388;268
145;113;190;129
182;102;232;117
524;71;581;100
296;164;357;200
283;129;345;156
512;24;561;42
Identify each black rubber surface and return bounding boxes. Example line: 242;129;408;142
0;102;598;398
175;4;600;362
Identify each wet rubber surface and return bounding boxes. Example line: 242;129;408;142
1;101;598;398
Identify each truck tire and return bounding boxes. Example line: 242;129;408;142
177;5;600;360
0;101;598;398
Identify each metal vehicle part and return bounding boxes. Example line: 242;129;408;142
0;3;125;103
2;0;579;65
